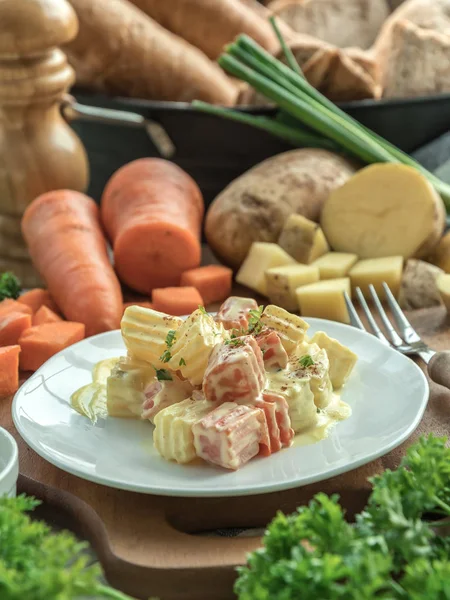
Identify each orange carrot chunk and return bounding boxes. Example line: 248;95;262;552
0;345;20;397
180;265;233;306
101;158;204;294
18;289;58;314
22;190;123;337
122;301;154;314
19;322;85;372
33;305;63;326
0;312;32;347
152;287;204;316
0;299;32;317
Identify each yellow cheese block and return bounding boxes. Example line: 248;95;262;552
312;252;358;279
349;256;403;299
278;214;329;264
265;264;320;311
296;278;351;323
236;242;297;296
437;274;450;313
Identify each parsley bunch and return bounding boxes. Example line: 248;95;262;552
0;272;21;301
0;495;134;599
235;435;450;599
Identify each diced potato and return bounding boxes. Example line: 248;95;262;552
429;231;450;273
296;278;351;323
278;214;329;264
399;259;443;310
261;304;309;352
236;242;297;296
349;256;403;299
437;274;450;313
265;264;320;311
312;252;358;279
321;164;445;259
309;331;357;388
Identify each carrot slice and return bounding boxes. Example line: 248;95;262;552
101;159;204;293
0;299;32;317
19;322;85;372
180;265;232;306
152;287;204;316
0;311;32;347
0;345;20;397
22;190;123;337
123;301;154;314
33;305;63;326
18;289;58;314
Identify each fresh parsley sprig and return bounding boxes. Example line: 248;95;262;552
247;305;264;335
0;272;21;301
298;354;315;368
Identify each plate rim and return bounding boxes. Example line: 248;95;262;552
12;318;430;497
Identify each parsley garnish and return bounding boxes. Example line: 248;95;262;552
179;358;186;367
298;354;315;368
225;338;245;347
0;271;21;301
152;365;173;381
247;305;264;335
165;329;176;348
160;349;171;363
198;305;207;314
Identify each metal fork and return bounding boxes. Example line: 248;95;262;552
344;282;450;390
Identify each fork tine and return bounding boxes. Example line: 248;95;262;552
344;291;366;331
382;282;421;344
368;284;404;347
355;288;390;346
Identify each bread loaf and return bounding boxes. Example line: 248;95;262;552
65;0;237;104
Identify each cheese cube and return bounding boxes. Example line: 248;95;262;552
309;331;357;388
312;252;358;279
236;242;297;296
265;264;320;311
278;214;329;264
296;278;351;323
349;256;403;299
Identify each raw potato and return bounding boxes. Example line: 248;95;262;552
429;231;450;273
278;214;329;264
296;278;351;323
321;164;446;260
349;256;404;299
309;331;357;388
312;252;358;279
205;149;357;269
437;274;450;313
399;259;444;310
236;242;297;295
265;264;320;311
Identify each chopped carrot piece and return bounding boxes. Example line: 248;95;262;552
123;301;154;314
19;322;85;372
18;289;58;314
180;265;232;306
152;287;204;316
0;299;32;317
0;345;20;397
0;311;32;347
33;305;63;326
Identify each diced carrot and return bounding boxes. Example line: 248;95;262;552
180;265;232;306
0;299;32;317
33;305;63;326
19;322;85;372
18;289;58;314
0;345;20;397
0;311;32;347
152;287;204;316
123;301;154;314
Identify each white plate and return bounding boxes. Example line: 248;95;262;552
12;319;428;497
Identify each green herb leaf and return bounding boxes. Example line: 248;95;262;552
159;349;172;363
165;329;176;348
198;305;207;314
179;358;186;367
225;338;245;347
299;354;315;368
0;272;21;301
152;365;173;381
247;305;264;335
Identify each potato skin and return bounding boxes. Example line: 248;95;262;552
205;149;357;268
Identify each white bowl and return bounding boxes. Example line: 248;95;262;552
0;427;18;497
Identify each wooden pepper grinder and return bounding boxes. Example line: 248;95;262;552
0;0;89;287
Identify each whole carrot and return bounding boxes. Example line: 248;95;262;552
22;190;123;337
101;158;204;294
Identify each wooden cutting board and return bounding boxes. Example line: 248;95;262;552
2;304;450;600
